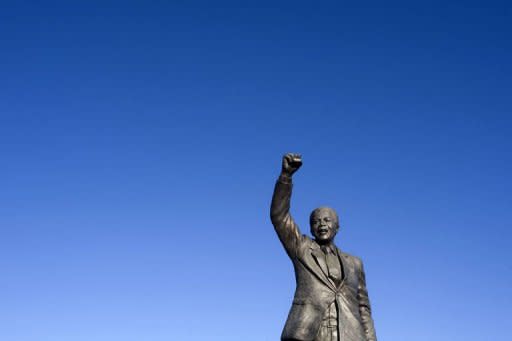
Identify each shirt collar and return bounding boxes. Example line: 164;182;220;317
320;243;336;254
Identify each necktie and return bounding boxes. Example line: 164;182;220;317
322;246;341;284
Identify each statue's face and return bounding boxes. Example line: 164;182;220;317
310;208;338;244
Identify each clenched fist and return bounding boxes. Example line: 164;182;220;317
281;153;302;177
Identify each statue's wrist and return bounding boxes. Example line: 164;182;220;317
279;172;292;184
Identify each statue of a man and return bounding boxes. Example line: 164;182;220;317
270;153;377;341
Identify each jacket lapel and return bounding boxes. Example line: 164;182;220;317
335;247;348;287
298;242;336;290
311;248;329;280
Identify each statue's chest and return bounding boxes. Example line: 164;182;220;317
340;257;359;290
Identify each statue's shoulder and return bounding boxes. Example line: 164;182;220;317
299;234;314;248
337;249;364;267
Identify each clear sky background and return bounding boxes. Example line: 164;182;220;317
1;1;511;340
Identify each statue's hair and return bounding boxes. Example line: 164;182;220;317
309;207;340;229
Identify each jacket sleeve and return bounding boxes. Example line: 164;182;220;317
270;174;302;258
357;258;377;341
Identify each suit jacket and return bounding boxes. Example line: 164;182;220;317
271;177;377;341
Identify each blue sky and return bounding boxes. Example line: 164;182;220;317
1;1;511;340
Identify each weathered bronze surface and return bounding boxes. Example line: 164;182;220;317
270;153;377;341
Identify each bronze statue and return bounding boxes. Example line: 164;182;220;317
270;153;377;341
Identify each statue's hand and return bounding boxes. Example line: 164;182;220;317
282;153;302;177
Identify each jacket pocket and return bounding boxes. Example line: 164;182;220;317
284;302;323;340
292;298;311;305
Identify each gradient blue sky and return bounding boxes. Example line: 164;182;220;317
1;1;511;340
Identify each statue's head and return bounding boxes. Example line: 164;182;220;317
310;207;339;245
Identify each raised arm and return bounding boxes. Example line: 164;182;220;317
356;258;377;341
270;153;303;258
